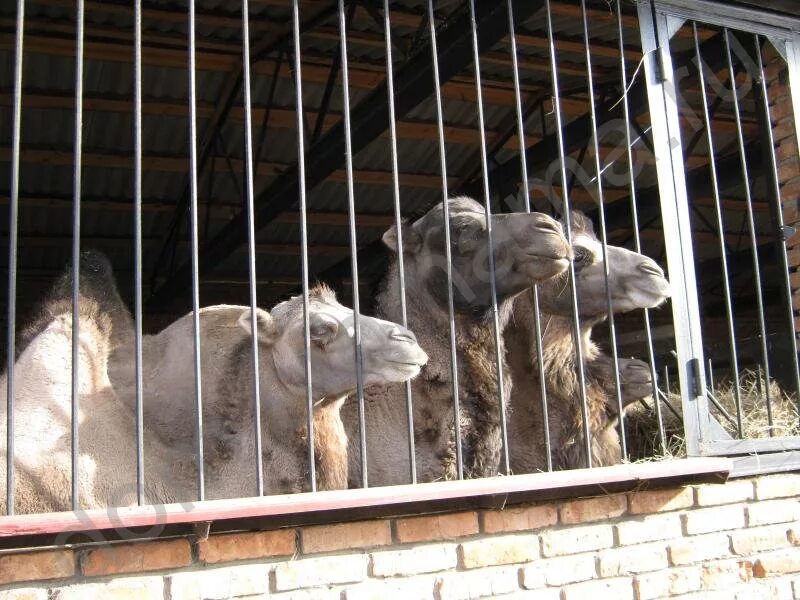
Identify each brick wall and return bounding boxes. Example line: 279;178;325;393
765;46;800;326
1;474;799;599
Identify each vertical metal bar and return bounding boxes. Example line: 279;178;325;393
290;0;316;492
708;357;715;397
428;0;463;480
5;0;25;516
133;0;145;505
753;33;800;406
693;22;743;438
637;4;709;457
545;0;592;468
383;0;416;484
723;27;773;432
467;0;509;476
580;0;626;460
618;0;665;455
507;0;552;472
241;0;264;496
188;0;205;500
338;0;368;487
70;0;85;510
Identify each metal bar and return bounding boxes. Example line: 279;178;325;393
480;30;731;205
133;0;145;505
708;358;715;396
188;0;205;500
693;21;743;438
638;4;709;457
753;33;800;406
581;0;626;460
428;0;463;480
148;1;546;308
383;0;416;484
70;0;85;511
468;0;508;476
545;0;592;468
724;27;773;433
707;389;739;429
338;0;368;488
617;0;665;456
507;0;552;472
148;5;337;293
5;0;25;516
290;0;316;493
241;0;264;497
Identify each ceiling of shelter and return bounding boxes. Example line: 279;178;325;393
0;0;793;363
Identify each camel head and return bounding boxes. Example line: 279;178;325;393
238;284;428;399
382;196;571;312
537;211;672;318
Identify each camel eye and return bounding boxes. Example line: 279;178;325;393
573;247;594;268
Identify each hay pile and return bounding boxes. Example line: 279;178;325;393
623;369;800;462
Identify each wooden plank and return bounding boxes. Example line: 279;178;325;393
0;147;457;190
0;234;352;256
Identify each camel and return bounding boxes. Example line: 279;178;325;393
344;196;572;486
507;211;671;472
0;294;188;514
107;283;429;498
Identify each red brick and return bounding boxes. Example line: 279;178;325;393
731;524;792;555
695;480;753;506
748;498;800;526
198;529;295;564
701;559;753;590
683;504;746;535
781;157;800;185
560;494;626;524
753;549;800;577
561;576;634;600
0;550;75;585
302;521;391;553
541;523;614;556
629;487;694;514
81;539;191;577
778;138;799;162
669;533;732;565
635;566;702;599
774;117;797;143
459;534;538;568
772;98;796;121
395;512;478;543
481;505;557;534
756;474;800;500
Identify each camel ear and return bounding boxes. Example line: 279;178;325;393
382;222;422;255
237;308;279;345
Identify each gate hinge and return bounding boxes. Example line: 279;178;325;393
688;357;703;399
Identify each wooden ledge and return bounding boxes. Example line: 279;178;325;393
0;457;730;551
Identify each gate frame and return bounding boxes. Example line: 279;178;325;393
640;0;800;474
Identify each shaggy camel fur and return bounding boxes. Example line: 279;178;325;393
507;212;671;472
0;295;188;514
344;196;572;486
108;283;428;498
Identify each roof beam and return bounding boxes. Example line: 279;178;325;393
147;1;548;307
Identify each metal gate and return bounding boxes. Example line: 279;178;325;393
640;0;800;474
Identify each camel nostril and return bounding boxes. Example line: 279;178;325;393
638;262;662;277
389;329;417;344
535;218;562;237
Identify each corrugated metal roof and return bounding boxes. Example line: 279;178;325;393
0;0;767;319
